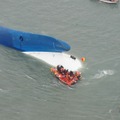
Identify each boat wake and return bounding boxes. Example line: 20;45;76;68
92;69;115;79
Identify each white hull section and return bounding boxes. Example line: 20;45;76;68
23;52;82;71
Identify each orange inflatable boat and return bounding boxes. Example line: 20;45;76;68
51;67;81;86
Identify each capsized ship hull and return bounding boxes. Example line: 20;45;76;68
0;26;70;52
0;26;82;71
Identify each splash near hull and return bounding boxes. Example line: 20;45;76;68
0;26;70;52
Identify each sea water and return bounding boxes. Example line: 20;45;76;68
0;0;120;120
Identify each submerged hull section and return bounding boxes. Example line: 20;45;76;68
0;26;70;52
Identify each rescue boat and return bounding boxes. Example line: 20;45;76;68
51;67;81;86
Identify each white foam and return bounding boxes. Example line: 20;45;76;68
93;70;115;79
23;52;82;71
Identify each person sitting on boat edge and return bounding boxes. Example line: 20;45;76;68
75;71;81;79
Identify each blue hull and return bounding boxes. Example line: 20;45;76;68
0;26;70;52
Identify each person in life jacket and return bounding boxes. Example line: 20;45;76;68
75;71;81;79
66;71;74;80
57;65;63;73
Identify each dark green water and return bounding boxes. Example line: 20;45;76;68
0;0;120;120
